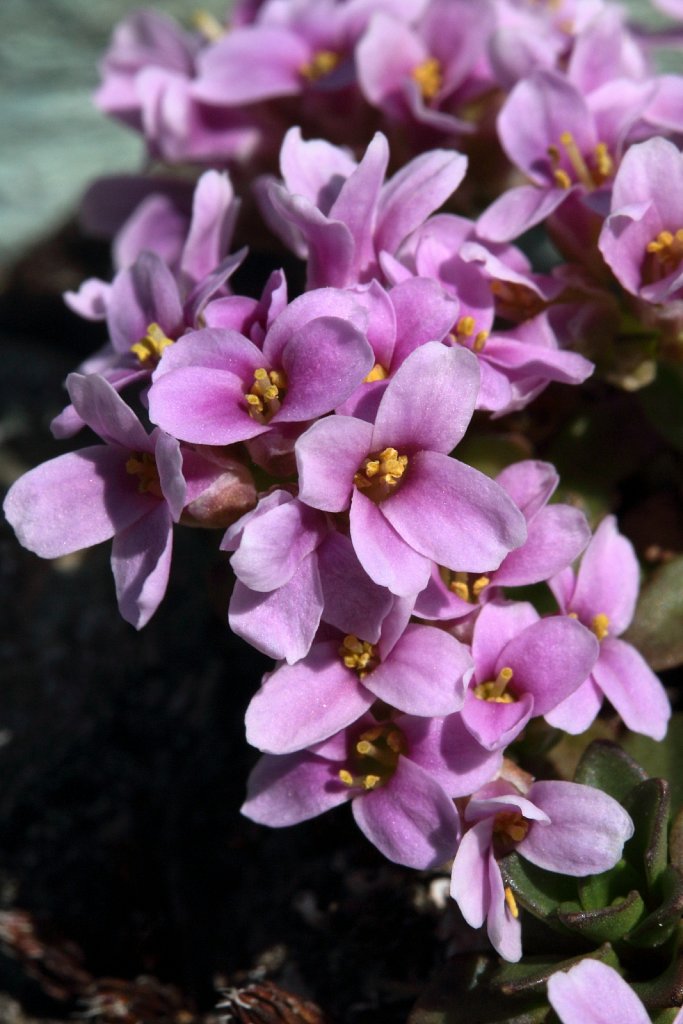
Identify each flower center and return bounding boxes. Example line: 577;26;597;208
473;667;516;703
364;362;389;383
339;634;379;680
244;367;287;423
300;50;340;82
353;447;409;503
338;723;407;791
449;316;489;353
591;613;609;641
125;452;162;497
130;323;174;366
442;569;490;603
547;132;613;191
412;56;442;102
645;228;683;280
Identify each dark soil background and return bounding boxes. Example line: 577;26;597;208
0;225;458;1024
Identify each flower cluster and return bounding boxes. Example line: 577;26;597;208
4;0;682;1003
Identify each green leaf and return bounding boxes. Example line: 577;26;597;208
408;954;551;1024
624;716;683;816
632;951;683;1011
638;364;683;453
491;945;619;995
573;740;648;802
669;808;683;873
556;890;645;944
499;852;577;923
578;861;642;912
623;779;671;890
627;866;683;948
623;556;683;671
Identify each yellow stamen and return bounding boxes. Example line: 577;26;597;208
245;367;287;422
353;447;409;502
553;168;572;190
338;724;406;792
473;666;515;704
494;811;530;844
456;315;475;337
473;331;489;352
191;10;225;41
130;323;174;366
646;228;683;276
364;362;389;383
447;571;490;603
547;134;614;191
125;452;162;497
504;886;519;919
300;50;339;82
340;635;379;680
412;56;442;102
591;613;610;641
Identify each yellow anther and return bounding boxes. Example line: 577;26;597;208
548;134;614;191
504;886;520;919
447;571;490;603
339;769;354;786
591;613;610;641
646;228;683;275
191;10;225;41
553;168;572;190
245;367;287;422
412;56;442;101
130;323;174;365
594;141;613;181
473;331;489;352
125;452;162;497
494;811;530;845
473;667;515;704
364;362;389;383
456;315;475;337
354;447;409;501
300;50;339;82
363;774;382;790
340;635;379;680
451;581;470;602
568;611;578;619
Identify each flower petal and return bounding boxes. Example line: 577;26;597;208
383;451;527;573
519;780;634;876
593;638;670;741
241;752;351;827
353;756;460;869
547;959;651;1024
111;502;173;628
372;343;480;455
364;624;471;716
245;641;374;754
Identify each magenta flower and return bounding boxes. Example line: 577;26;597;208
257;128;467;288
355;1;494;137
295;342;527;596
222;493;392;664
3;374;220;628
415;460;591;621
478;69;647;242
147;289;374;446
546;515;671;740
244;604;474;755
548;959;683;1024
242;709;501;869
451;778;634;961
598;136;683;304
459;600;599;751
